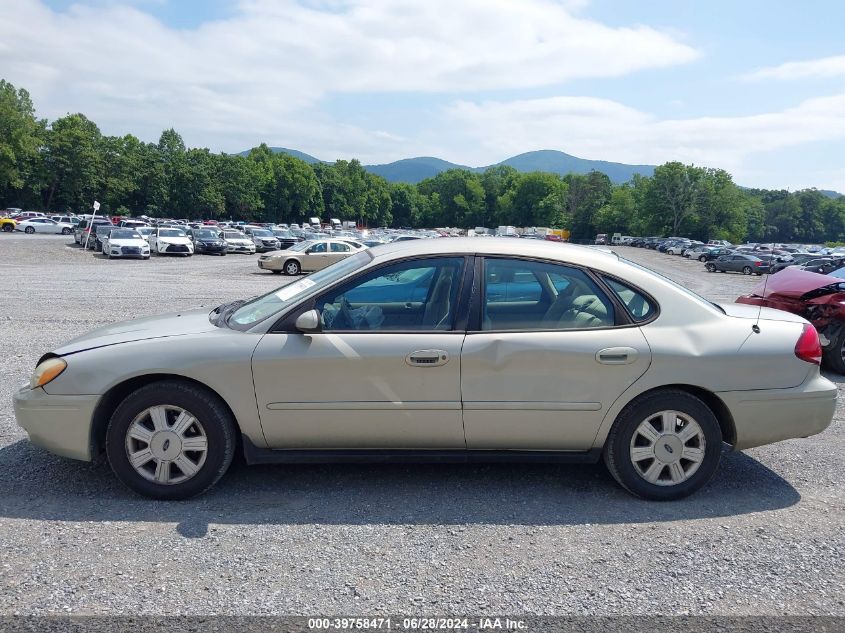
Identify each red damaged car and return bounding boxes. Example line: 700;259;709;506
737;267;845;372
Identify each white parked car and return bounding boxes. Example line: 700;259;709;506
16;218;75;235
136;227;154;242
150;228;194;256
102;229;151;260
221;230;256;254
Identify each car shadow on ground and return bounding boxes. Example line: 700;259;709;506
0;440;799;537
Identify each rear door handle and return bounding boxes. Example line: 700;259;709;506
596;347;638;365
406;350;449;367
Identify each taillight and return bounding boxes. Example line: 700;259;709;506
795;324;822;365
755;261;761;266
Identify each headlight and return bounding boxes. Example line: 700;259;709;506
30;357;67;389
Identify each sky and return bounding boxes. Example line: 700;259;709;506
2;0;845;192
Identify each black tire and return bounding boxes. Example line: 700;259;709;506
603;389;722;501
1;223;13;232
284;259;301;275
705;263;715;272
143;256;150;260
823;328;845;374
698;255;707;262
24;226;34;234
105;380;237;500
742;266;752;275
62;227;72;235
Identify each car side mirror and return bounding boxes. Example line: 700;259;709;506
295;309;322;333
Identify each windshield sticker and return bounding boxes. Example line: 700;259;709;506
274;277;315;301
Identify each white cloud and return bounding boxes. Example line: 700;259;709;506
743;54;845;80
0;0;697;158
444;93;845;190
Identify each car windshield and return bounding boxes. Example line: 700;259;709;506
224;231;246;239
273;229;293;237
195;230;218;239
228;250;373;328
111;230;140;239
252;229;273;237
159;229;185;237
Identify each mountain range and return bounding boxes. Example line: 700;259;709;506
239;147;843;196
239;147;655;184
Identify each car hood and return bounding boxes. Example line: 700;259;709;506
158;237;191;244
53;308;217;356
109;238;148;247
745;267;842;299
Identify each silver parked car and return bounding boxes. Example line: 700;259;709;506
14;238;836;500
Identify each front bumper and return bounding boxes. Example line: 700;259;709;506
196;243;227;253
718;372;837;450
227;244;256;253
257;258;280;270
13;386;99;461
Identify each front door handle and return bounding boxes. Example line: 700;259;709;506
596;347;638;365
406;350;449;367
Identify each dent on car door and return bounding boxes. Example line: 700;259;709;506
461;258;653;451
251;255;470;449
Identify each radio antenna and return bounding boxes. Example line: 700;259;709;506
753;242;772;334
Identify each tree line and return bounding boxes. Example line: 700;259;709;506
2;79;844;243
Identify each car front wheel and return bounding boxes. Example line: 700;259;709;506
106;380;237;500
699;255;707;262
284;259;301;275
742;266;753;275
705;263;715;272
603;390;722;500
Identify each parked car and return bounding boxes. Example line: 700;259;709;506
136;227;154;243
257;238;363;275
16;218;75;235
150;228;194;256
795;258;845;276
189;228;228;255
102;229;151;260
705;254;769;275
595;233;607;245
221;230;256;254
75;217;113;245
14;238;835;500
51;215;78;226
737;267;845;372
769;253;818;274
0;217;16;232
697;247;734;262
270;228;299;250
90;223;117;250
245;227;280;252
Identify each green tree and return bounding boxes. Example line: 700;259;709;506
43;114;103;212
0;80;45;209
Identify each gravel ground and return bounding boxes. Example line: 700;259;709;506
0;235;843;616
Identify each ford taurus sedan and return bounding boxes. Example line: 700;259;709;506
14;239;836;500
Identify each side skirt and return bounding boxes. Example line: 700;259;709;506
242;437;602;465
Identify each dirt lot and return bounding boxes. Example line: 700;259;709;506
0;235;843;616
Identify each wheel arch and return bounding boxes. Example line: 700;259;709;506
89;373;242;458
597;384;737;449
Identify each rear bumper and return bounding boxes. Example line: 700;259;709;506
13;386;99;461
718;373;837;450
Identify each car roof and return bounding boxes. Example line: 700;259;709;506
369;237;620;267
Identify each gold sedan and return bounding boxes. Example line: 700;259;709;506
258;239;365;275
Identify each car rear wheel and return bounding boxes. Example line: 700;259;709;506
106;380;237;500
1;224;13;232
823;328;845;374
742;266;753;275
699;255;707;262
284;260;301;275
603;390;722;500
24;226;34;234
705;263;715;272
62;227;72;235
